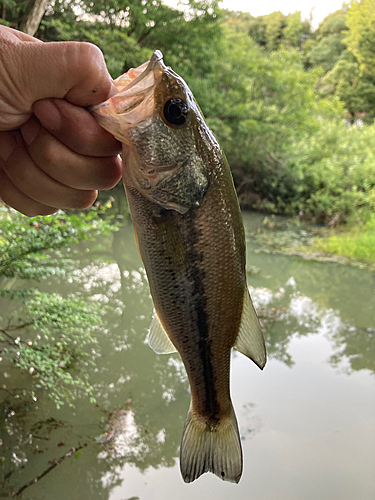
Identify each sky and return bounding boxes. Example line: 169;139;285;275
220;0;345;28
167;1;346;29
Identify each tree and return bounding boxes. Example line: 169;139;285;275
221;10;255;34
305;33;347;72
187;26;329;212
37;0;221;78
304;9;348;72
314;8;347;40
283;12;305;48
19;0;48;35
344;0;375;78
247;10;311;51
264;11;286;50
0;0;48;34
320;55;375;122
309;3;375;123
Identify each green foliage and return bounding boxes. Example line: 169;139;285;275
283;120;375;222
264;11;287;51
315;9;348;40
245;10;311;51
305;33;347;73
344;0;375;78
4;0;375;231
319;55;375;122
310;214;375;264
37;0;220;78
303;8;347;66
35;3;132;76
0;0;30;28
1;291;101;408
304;4;375;123
0;206;119;408
188;27;340;215
193;18;374;224
0;204;117;279
206;7;375;224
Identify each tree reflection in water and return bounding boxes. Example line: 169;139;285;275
0;215;374;499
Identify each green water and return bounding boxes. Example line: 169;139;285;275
1;212;374;500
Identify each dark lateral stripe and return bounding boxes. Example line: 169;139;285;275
186;227;220;421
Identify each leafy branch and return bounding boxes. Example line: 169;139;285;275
0;204;118;280
0;205;119;408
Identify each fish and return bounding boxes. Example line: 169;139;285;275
91;51;266;483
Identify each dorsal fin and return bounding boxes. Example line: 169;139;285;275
146;310;177;354
234;290;267;369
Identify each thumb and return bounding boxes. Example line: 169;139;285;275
0;30;112;129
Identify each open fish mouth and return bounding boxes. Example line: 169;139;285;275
90;51;166;141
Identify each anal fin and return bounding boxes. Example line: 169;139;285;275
146;310;177;354
234;289;267;369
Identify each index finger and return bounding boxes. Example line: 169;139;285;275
33;99;122;157
17;41;113;107
0;26;42;43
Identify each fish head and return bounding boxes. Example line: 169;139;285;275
91;51;217;214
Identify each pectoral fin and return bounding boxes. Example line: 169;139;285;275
146;310;177;354
234;290;267;369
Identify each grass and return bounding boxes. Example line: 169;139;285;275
311;215;375;265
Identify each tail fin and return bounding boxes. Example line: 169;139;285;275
180;406;242;483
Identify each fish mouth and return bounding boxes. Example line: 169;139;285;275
90;51;166;141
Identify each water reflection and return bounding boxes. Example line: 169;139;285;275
1;213;374;500
251;279;375;376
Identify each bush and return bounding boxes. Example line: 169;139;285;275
0;205;118;408
285;120;375;223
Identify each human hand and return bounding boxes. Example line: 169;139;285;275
0;26;122;216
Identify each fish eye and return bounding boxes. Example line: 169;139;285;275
163;98;188;126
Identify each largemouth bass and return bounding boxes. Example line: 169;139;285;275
91;51;266;483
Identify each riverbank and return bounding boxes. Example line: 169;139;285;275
303;215;375;269
309;218;375;265
248;214;375;272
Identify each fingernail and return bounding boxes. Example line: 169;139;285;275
21;117;41;145
33;99;62;132
0;132;17;162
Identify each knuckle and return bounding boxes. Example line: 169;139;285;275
98;160;122;190
79;42;105;63
77;127;100;152
28;129;60;166
72;41;108;85
70;190;97;210
39;137;58;165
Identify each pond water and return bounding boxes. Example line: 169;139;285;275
1;211;375;499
